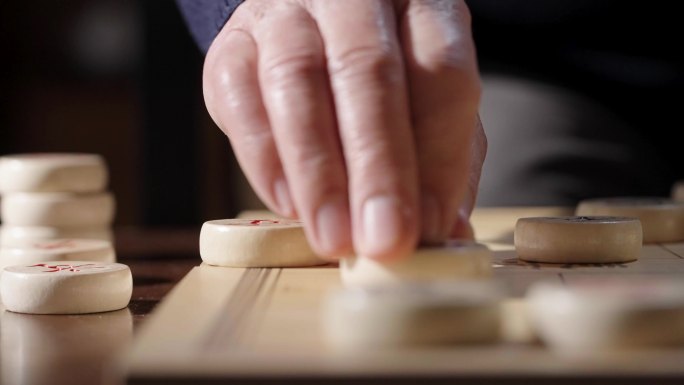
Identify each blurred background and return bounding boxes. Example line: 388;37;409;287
0;0;261;228
1;0;681;227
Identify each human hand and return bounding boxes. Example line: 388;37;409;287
203;0;484;260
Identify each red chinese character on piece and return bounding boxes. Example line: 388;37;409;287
249;219;279;225
29;263;105;273
34;240;77;250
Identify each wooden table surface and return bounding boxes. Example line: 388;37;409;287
0;228;200;385
5;208;684;385
127;208;684;385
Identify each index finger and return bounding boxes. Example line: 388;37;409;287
313;0;419;260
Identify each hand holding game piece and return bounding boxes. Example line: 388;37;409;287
203;0;485;260
1;261;132;314
515;216;642;264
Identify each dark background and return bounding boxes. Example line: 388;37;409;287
0;0;260;227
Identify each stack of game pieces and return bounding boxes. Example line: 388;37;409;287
0;238;116;272
0;154;131;317
0;153;115;247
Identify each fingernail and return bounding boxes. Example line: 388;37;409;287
420;193;441;244
274;178;294;217
316;198;351;256
361;196;404;258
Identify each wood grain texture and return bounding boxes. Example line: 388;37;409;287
127;207;684;384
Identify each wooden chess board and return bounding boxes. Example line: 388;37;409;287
127;207;684;384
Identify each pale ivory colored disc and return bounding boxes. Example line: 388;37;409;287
340;240;492;287
527;278;684;353
0;239;115;271
1;261;132;314
514;216;642;264
672;181;684;202
0;153;107;193
323;281;502;350
0;225;113;247
575;197;684;243
199;219;326;267
1;192;115;227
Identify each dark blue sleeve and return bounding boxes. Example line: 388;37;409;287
176;0;246;54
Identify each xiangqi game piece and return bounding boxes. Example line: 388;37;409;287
515;216;642;264
1;261;132;314
576;197;684;243
1;192;115;227
0;239;115;271
340;240;491;287
527;278;684;353
0;153;107;193
200;219;326;267
323;281;502;350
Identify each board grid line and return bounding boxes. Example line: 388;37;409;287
204;268;270;350
660;244;684;259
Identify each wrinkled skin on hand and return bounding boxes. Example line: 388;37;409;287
203;0;486;261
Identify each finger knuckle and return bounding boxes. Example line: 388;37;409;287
411;0;472;24
348;136;413;175
236;125;274;147
262;50;325;87
329;45;402;85
291;146;337;176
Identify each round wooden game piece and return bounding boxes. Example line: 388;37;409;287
1;261;132;314
0;225;113;247
340;240;491;287
0;192;115;227
0;153;107;193
527;278;684;353
322;281;502;350
199;219;326;267
672;181;684;202
576;197;684;243
0;239;115;271
514;216;642;264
